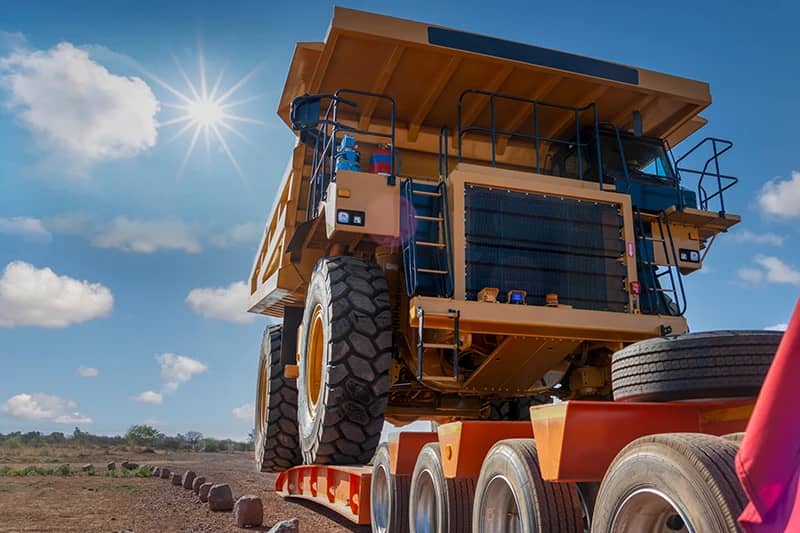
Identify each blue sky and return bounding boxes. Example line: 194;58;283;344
0;0;798;439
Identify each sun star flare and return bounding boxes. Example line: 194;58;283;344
153;50;264;178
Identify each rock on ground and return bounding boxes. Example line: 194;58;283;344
152;466;160;476
234;495;263;527
170;472;182;486
181;470;196;489
198;482;213;503
81;464;93;472
121;461;139;470
107;462;116;471
268;518;299;532
159;468;171;479
207;483;234;512
192;476;206;494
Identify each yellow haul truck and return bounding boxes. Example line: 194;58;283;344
249;8;781;532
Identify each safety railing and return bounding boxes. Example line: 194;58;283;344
438;126;450;180
674;137;737;216
290;89;396;220
456;89;604;186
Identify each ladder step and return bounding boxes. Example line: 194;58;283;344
422;342;459;350
417;241;446;248
412;190;442;197
415;215;443;222
418;268;449;275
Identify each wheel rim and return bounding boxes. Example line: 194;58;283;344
371;463;390;533
479;475;522;533
414;468;439;533
255;356;268;457
305;304;325;415
611;488;694;532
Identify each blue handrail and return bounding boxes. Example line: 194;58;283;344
674;137;737;215
456;89;604;187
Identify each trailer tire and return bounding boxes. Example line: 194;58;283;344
255;325;302;472
409;443;476;533
472;439;583;533
592;433;746;533
722;432;745;445
297;257;392;465
371;444;410;533
611;330;781;401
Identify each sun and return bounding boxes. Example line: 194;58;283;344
187;97;224;127
145;48;264;179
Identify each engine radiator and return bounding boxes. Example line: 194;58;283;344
464;185;628;312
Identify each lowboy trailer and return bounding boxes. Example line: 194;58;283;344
248;8;781;532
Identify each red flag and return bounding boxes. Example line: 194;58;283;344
737;299;800;532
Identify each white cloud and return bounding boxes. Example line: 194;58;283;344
737;267;764;284
143;417;165;426
0;217;51;242
211;223;262;248
92;217;201;254
132;390;163;404
765;323;788;332
157;353;207;390
232;403;255;420
731;230;784;247
75;366;99;378
759;171;800;218
0;261;113;328
46;214;261;255
0;42;158;169
1;393;92;424
738;255;800;286
186;280;255;324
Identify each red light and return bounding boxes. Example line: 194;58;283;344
630;281;641;295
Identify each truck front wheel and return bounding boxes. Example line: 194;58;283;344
254;325;301;472
297;256;392;465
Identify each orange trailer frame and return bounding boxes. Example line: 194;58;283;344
275;398;753;524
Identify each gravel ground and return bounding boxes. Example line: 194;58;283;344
0;451;360;532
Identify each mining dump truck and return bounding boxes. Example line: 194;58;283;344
248;8;781;532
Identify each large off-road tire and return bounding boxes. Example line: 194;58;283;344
592;433;746;532
472;439;583;533
612;330;782;401
409;443;476;533
371;444;410;533
254;325;301;472
297;256;392;465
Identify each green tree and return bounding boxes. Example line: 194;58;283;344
125;425;163;447
185;431;203;450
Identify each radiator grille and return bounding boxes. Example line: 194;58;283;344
464;185;628;312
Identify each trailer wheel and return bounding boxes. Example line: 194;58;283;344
371;444;410;533
472;439;583;533
592;433;746;533
409;443;476;533
722;432;745;445
297;257;392;465
612;330;782;401
254;325;301;472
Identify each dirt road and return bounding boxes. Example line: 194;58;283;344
0;451;358;532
